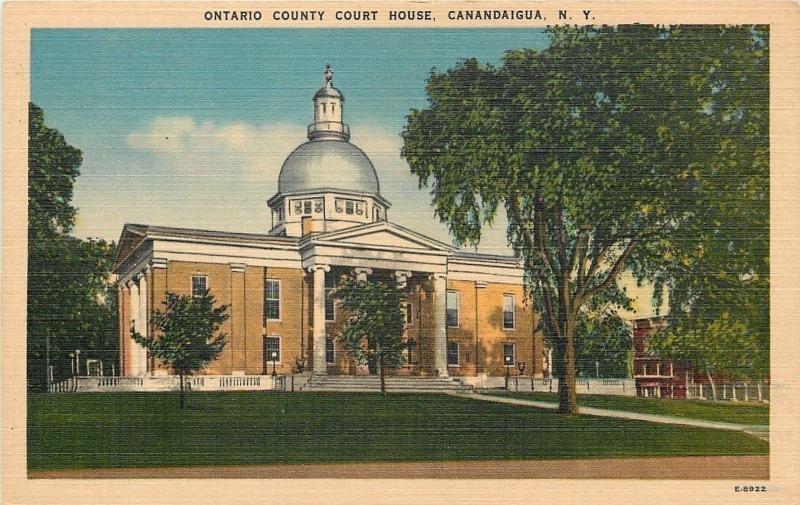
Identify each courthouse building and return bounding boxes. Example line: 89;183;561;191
113;67;545;380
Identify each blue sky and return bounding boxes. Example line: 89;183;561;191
31;28;550;254
32;28;661;313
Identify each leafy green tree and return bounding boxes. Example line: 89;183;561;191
649;315;762;400
133;289;228;408
574;310;633;379
28;102;81;236
27;102;118;389
648;27;769;389
402;26;767;413
334;277;406;395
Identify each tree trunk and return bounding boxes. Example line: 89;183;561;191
757;381;763;402
706;371;716;401
379;352;386;397
179;370;185;410
557;322;579;415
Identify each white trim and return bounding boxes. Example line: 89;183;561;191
264;278;282;322
446;290;460;328
405;301;414;327
310;221;452;252
502;293;516;331
263;335;282;365
191;274;208;297
325;335;336;365
446;341;460;367
503;342;517;367
325;286;336;322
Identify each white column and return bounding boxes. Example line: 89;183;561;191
137;269;149;375
395;270;412;289
128;279;140;376
119;283;128;376
432;273;449;378
309;264;331;375
353;267;372;282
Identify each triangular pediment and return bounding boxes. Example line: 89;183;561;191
113;224;148;269
314;222;453;253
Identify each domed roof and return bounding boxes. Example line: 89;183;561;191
278;139;380;195
314;85;343;101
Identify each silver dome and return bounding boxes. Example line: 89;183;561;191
314;85;343;101
277;139;380;195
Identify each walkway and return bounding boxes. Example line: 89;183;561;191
454;392;770;442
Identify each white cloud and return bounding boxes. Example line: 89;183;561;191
120;116;511;253
126;117;306;181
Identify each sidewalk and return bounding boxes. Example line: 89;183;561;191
455;392;770;442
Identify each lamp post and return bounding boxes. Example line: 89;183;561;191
75;349;81;376
271;351;278;377
69;352;75;377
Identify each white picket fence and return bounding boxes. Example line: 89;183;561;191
686;381;769;403
461;376;636;396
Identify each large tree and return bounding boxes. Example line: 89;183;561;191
402;25;768;413
133;289;228;409
334;277;407;395
28;102;118;389
648;27;769;389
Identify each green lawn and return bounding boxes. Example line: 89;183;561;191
493;392;769;425
28;392;768;470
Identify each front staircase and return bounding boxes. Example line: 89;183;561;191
300;374;472;393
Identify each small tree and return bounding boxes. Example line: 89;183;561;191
649;314;763;401
133;289;228;409
335;277;406;396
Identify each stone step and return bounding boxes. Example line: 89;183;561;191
310;378;458;384
310;382;465;389
307;380;464;387
302;375;472;392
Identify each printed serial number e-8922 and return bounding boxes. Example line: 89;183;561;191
734;485;767;492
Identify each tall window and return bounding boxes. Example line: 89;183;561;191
325;274;335;321
191;275;207;297
503;343;516;367
405;302;414;326
264;336;281;364
503;294;516;329
326;336;335;364
446;291;459;327
447;341;460;366
264;279;280;321
405;340;416;365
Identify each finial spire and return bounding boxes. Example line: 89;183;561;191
310;65;348;141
